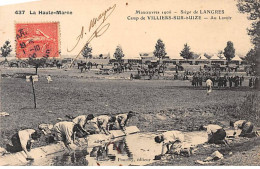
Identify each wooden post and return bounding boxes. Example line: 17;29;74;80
30;76;37;109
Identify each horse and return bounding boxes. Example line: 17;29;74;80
56;62;63;69
92;62;98;69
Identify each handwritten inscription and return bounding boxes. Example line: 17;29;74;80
89;5;116;32
67;4;116;66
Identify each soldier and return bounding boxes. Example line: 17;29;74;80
6;129;42;160
229;76;233;88
195;75;199;86
92;115;117;135
239;76;243;86
114;111;135;131
235;76;239;87
46;75;52;83
192;75;196;87
206;78;213;95
200;124;227;144
199;76;203;86
249;77;253;87
254;77;259;89
223;76;227;87
53;121;82;150
72;114;95;137
217;77;222;88
154;130;185;156
230;120;257;137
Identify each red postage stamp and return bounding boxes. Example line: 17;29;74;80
15;22;60;59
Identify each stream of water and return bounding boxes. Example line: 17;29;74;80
23;131;208;166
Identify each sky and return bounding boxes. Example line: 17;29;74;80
0;0;254;59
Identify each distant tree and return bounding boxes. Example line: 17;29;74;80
217;50;224;59
28;57;46;74
114;45;124;63
0;40;12;61
82;43;92;61
223;41;235;62
245;48;258;74
245;48;257;64
153;39;167;62
237;0;260;74
180;43;193;59
248;21;260;50
99;54;103;59
237;0;260;20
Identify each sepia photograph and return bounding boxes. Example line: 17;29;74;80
0;0;259;166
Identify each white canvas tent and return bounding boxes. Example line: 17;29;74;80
198;54;208;60
232;55;242;61
210;54;220;60
218;54;225;59
172;55;183;59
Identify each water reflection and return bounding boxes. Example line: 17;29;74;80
51;149;89;166
112;138;133;158
90;143;114;161
27;131;208;166
85;133;161;166
48;133;159;166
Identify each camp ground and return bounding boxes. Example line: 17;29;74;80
0;0;259;166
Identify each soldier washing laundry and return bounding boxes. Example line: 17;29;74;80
38;123;57;144
154;130;185;156
200;124;227;145
72;114;95;137
230;120;258;137
6;129;42;160
38;123;54;135
91;115;117;135
114;111;135;131
53;121;83;150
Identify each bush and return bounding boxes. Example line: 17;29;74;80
236;93;260;125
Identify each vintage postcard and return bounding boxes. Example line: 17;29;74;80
0;0;259;166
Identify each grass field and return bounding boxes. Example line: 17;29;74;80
0;67;259;165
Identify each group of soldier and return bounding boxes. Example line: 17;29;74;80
5;111;135;160
4;107;258;161
154;120;258;157
191;75;246;88
249;76;259;88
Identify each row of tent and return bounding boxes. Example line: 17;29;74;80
196;54;242;61
139;52;243;61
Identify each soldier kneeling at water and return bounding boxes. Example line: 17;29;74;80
113;111;135;131
230;120;259;138
53;121;83;150
200;124;228;145
154;131;188;157
72;114;95;137
91;115;117;135
6;129;42;160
